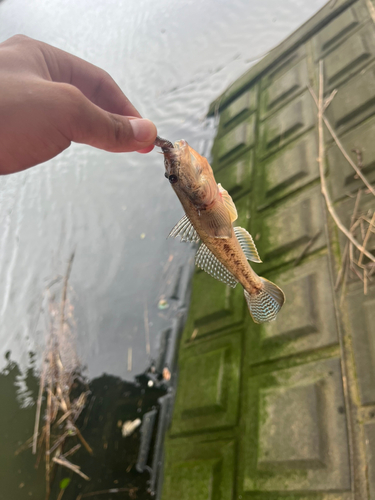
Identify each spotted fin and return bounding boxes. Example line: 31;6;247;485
168;214;200;243
218;184;238;222
234;227;262;263
195;242;238;288
244;277;285;323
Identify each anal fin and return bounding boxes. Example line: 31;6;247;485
195;242;238;288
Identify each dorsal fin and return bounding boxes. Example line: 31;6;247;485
234;227;262;263
195;242;238;288
168;214;200;243
218;184;238;222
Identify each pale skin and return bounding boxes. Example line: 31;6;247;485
0;35;157;175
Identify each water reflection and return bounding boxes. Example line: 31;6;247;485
0;0;327;381
0;354;166;499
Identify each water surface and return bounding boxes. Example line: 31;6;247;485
0;0;328;497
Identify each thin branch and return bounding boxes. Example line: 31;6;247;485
294;230;321;266
335;241;349;290
358;212;375;266
144;299;151;356
309;84;375;196
323;89;338;111
52;456;90;481
74;426;93;455
33;364;46;454
76;487;138;500
62;444;81;459
313;61;375;264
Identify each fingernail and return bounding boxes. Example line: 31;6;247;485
137;145;155;154
130;119;156;143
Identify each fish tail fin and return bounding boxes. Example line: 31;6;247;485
244;277;285;324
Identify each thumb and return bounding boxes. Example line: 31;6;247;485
57;84;157;152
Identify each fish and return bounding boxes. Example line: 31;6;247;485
154;135;285;323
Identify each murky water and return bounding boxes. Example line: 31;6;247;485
0;0;327;497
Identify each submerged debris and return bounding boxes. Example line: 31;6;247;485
27;253;92;499
121;418;142;438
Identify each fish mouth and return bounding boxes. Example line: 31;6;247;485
154;135;183;180
154;135;174;152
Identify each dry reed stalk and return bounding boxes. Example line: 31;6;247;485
309;82;375;197
358;212;375;266
310;62;375;265
27;253;93;498
52;456;90;481
33;363;46;454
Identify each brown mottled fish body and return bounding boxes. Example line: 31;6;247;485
155;136;285;323
178;195;262;294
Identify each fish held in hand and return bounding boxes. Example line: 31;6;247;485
154;136;285;323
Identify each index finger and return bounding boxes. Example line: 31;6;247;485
38;40;141;117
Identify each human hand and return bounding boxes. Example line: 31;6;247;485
0;35;157;174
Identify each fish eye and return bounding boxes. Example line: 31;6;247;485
168;174;178;184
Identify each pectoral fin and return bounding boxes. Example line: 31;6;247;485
234;227;262;263
218;184;238;222
195;242;238;287
198;201;233;238
168;214;200;243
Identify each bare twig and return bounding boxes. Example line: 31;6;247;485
56;489;65;500
62;443;81;459
52;456;90;481
351;149;363;179
294;230;321;266
45;350;53;500
14;436;34;456
312;62;375;264
73;426;93;455
60;253;75;337
358;212;375;266
144;299;151;356
76;487;138;500
335;242;349;291
309;85;375;196
32;363;46;455
128;347;132;372
323;89;338;111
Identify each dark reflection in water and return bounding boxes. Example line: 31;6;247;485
0;355;166;500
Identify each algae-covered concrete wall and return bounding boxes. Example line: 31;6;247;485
162;0;375;498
